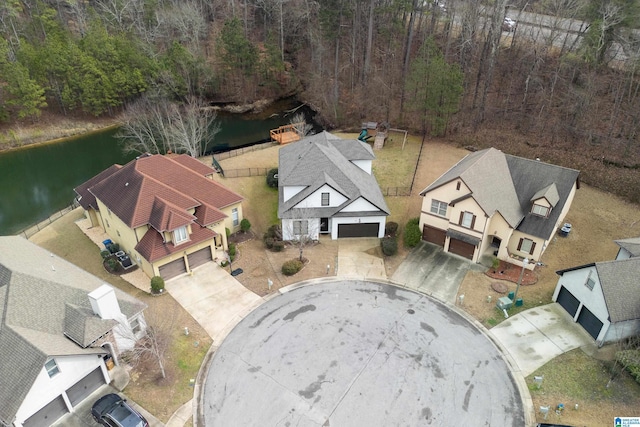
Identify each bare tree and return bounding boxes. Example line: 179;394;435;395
282;207;320;261
118;95;220;157
289;111;313;137
119;308;175;379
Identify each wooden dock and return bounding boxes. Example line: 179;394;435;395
270;123;302;145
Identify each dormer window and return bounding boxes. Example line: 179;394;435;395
531;204;550;217
174;226;188;244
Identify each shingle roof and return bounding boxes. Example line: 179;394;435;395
419;148;580;240
0;236;146;425
614;237;640;257
595;258;640;323
278;132;389;219
85;154;243;229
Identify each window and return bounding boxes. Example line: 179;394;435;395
293;220;308;235
517;238;536;255
456;181;461;191
130;317;142;334
232;208;239;226
321;192;330;206
45;359;60;378
585;271;595;290
531;204;550;217
430;200;447;217
105;219;110;228
174;226;188;244
459;212;475;229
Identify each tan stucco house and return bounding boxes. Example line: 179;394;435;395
419;148;580;269
75;154;244;280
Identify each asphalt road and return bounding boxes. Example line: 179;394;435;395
202;280;525;426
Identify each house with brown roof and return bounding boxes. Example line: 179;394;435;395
0;236;146;427
75;154;244;280
419;148;579;269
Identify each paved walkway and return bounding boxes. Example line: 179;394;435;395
489;303;596;377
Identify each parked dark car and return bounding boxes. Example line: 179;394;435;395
91;393;149;427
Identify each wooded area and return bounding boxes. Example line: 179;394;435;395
1;0;640;201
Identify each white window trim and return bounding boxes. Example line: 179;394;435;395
430;199;447;217
293;220;308;235
232;208;239;227
174;226;188;244
461;212;474;228
532;204;549;217
520;238;533;254
45;359;60;378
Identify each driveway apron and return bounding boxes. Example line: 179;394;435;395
165;263;263;342
392;242;483;303
489;303;596;377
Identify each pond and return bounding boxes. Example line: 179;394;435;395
0;100;319;235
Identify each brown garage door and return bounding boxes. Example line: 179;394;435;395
158;257;187;280
448;238;475;260
337;223;379;238
23;395;68;427
188;247;213;269
422;225;446;247
66;367;106;406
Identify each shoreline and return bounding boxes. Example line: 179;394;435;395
0;123;122;153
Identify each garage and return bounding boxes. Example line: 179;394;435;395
66;367;106;407
337;223;379;238
448;238;475;260
577;306;603;340
158;257;187;280
422;225;446;247
556;286;580;317
23;395;68;427
187;247;213;269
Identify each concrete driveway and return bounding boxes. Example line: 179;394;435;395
166;263;263;342
53;385;162;427
391;242;484;303
337;237;387;279
489;303;596;377
203;280;528;426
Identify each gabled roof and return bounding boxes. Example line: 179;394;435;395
595;258;640;322
135;225;216;262
420;148;580;240
0;236;146;426
614;237;640;257
278;132;389;219
81;154;243;230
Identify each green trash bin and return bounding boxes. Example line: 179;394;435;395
508;291;515;300
515;298;523;307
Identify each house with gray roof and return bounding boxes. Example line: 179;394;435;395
418;147;580;268
614;236;640;260
554;255;640;344
278;132;389;240
0;236;146;427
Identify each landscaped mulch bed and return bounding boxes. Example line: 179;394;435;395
485;260;537;285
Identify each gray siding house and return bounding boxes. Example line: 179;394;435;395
0;237;146;427
278;132;389;240
553;240;640;344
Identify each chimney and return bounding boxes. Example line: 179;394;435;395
88;284;123;320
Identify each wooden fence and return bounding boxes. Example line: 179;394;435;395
213;141;274;161
222;168;270;178
18;202;79;239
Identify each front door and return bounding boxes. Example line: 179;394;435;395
320;218;329;233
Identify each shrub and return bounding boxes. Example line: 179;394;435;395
228;243;237;261
272;241;285;252
403;217;421;248
264;237;274;249
106;257;119;271
616;349;640;384
225;227;231;238
100;250;111;259
381;236;398;256
265;224;282;240
240;218;251;232
266;168;279;188
282;259;303;276
150;276;165;294
385;221;399;236
107;243;120;254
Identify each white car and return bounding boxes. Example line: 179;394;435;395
502;17;516;32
